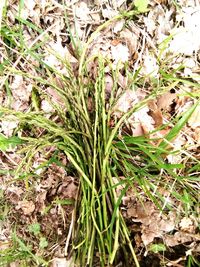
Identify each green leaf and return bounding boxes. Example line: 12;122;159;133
134;0;149;12
28;223;41;236
0;133;24;151
158;101;199;150
149;243;166;253
39;237;48;249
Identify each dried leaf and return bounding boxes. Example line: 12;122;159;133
16;200;35;215
111;43;129;64
188;104;200;128
51;258;74;267
120;28;139;56
113;89;138;117
157;91;177;111
148;100;163;127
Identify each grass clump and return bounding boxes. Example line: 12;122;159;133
0;3;200;267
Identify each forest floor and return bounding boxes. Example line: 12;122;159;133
0;1;200;266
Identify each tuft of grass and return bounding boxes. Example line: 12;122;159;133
0;2;199;266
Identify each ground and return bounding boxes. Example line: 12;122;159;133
0;1;200;267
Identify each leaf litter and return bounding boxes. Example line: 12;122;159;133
0;0;200;266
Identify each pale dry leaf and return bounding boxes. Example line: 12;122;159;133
142;51;159;78
105;74;113;97
41;100;54;113
165;231;195;247
143;13;156;36
134;106;155;134
51;257;74;267
130;122;144;137
157;91;177;111
120;28;139;56
44;40;77;74
15;200;35;215
8;262;20;267
102;6;118;19
75;1;90;21
46;87;64;106
111;43;129;64
127;105;155;137
113;20;124;33
6;185;24;204
21;0;36;19
169;7;200;55
194;127;200;145
179;217;196;233
0;118;18;137
128;202;176;246
113;89;138;117
35;189;47;213
188;104;200;128
10;75;32;102
0;241;10;251
117;72;127;89
57;181;78;199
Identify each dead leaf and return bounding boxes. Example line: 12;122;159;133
105;74;113;97
169;7;200;55
120;27;139;56
10;75;32;102
0;117;18;137
157;91;177;111
102;6;118;19
128;202;176;246
41;100;54;113
113;89;138;117
75;2;90;21
51;257;74;267
179;217;196;233
15;200;35;215
57;180;78;199
46;87;64;106
111;43;129;64
142;51;159;77
188;104;200;128
113;20;124;33
148;100;163;127
6;185;24;204
165;231;197;247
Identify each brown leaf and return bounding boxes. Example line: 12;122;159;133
120;27;139;56
165;231;196;247
157;91;177;111
148;100;163;127
15;200;35;215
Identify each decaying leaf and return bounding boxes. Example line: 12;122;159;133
112;89;138;116
10;75;32;103
51;257;74;267
179;216;197;233
157;91;177;111
148;100;163;127
165;231;199;247
0;119;19;137
188;104;200;128
111;43;129;64
169;7;200;55
120;27;139;56
127;202;176;246
15;200;35;215
142;51;159;77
